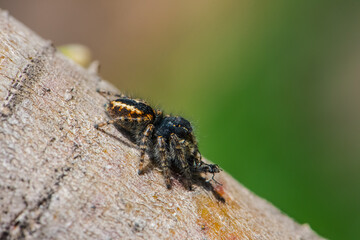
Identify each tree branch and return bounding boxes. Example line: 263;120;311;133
0;9;323;240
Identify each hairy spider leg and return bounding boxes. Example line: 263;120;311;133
191;135;203;165
138;124;155;174
170;133;192;190
157;136;172;189
181;135;202;167
96;88;128;99
194;150;203;167
94;116;152;129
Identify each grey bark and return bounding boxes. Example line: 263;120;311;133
0;9;324;240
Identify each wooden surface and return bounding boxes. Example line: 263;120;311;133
0;9;324;240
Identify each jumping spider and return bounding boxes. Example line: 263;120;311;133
94;89;221;190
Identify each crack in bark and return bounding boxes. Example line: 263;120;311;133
0;45;55;120
0;166;73;240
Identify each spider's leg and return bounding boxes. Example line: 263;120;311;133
138;124;154;174
194;150;202;166
94;116;151;129
157;136;172;189
186;135;202;167
170;133;192;190
96;89;128;99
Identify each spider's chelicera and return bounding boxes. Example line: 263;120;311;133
94;89;221;190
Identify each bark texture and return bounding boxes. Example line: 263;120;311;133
0;9;324;240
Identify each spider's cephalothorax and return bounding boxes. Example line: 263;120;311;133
94;89;221;190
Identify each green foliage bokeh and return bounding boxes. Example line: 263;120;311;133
123;1;360;239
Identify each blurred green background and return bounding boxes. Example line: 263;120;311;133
1;1;359;239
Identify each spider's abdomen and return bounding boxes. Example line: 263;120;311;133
155;116;193;140
107;98;156;135
107;98;154;118
107;98;154;120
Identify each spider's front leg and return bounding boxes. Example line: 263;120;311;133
138;124;155;174
157;136;172;189
170;133;192;190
